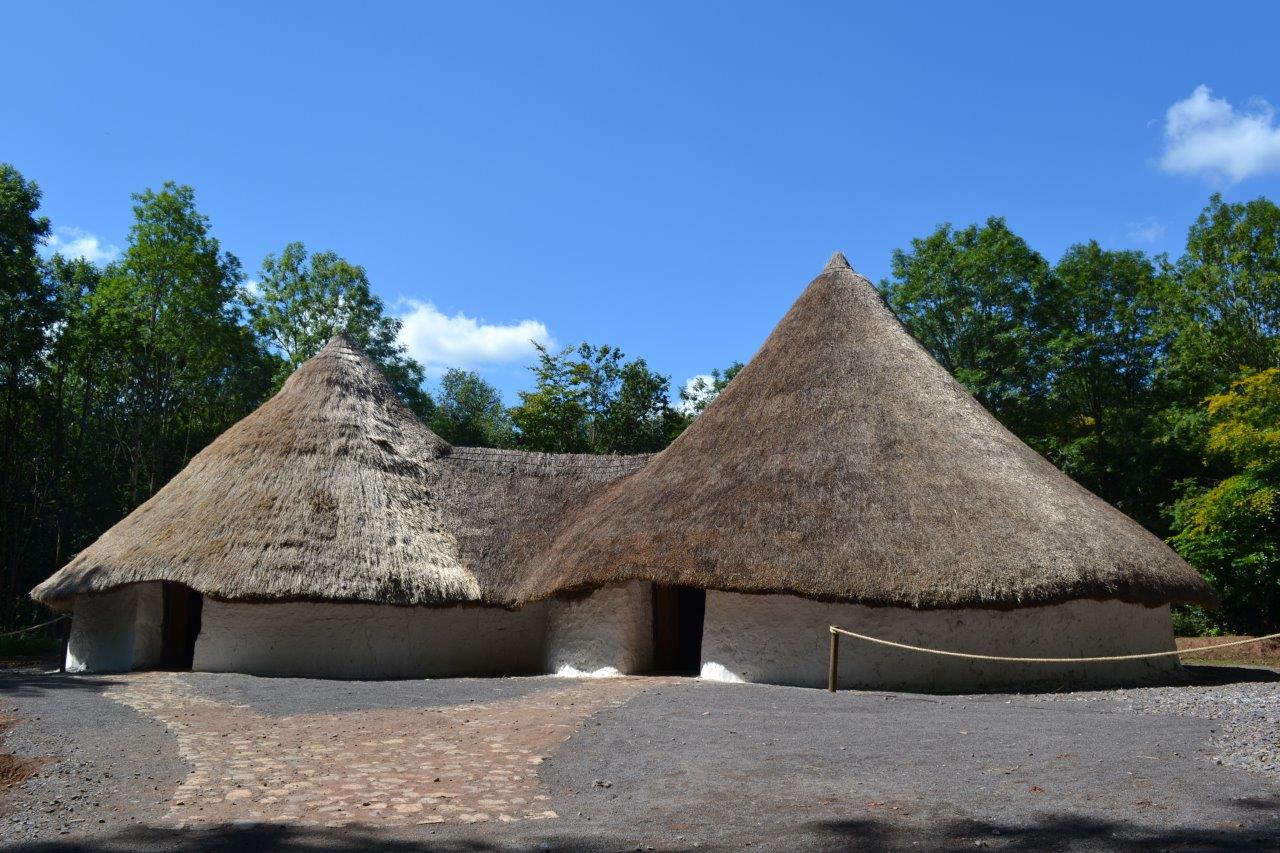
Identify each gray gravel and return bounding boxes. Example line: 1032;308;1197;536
2;666;1278;851
0;667;185;845
1012;666;1280;778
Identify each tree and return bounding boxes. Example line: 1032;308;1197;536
88;182;272;504
245;242;432;418
1160;194;1280;399
881;218;1051;435
680;361;743;415
1038;243;1166;523
510;344;592;453
1169;368;1280;633
601;358;687;453
510;343;681;454
0;164;52;621
430;368;515;448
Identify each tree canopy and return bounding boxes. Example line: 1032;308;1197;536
2;159;1279;634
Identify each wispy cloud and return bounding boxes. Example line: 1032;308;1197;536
678;374;714;415
397;301;554;374
1125;217;1165;244
1159;85;1280;183
43;227;120;264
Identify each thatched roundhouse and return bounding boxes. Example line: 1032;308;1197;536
31;334;654;678
521;253;1217;689
32;255;1216;689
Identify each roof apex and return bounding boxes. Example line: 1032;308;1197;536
823;251;853;273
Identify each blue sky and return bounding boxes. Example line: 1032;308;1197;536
6;2;1280;402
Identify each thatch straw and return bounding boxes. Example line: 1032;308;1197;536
31;333;647;610
518;254;1218;609
33;256;1217;613
33;334;478;608
435;448;649;603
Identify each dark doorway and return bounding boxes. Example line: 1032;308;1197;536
160;582;203;669
652;585;705;674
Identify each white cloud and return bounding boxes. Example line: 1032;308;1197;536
397;300;554;374
241;278;262;299
678;373;715;415
1125;217;1165;244
1159;85;1280;183
43;227;120;264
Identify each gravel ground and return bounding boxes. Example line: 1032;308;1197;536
0;668;185;845
1013;665;1280;777
0;665;1276;852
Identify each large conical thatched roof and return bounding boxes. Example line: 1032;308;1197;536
519;254;1217;609
32;333;480;608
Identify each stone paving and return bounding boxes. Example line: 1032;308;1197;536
106;672;650;829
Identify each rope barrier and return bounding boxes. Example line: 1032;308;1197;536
0;614;69;639
827;625;1280;691
829;625;1280;663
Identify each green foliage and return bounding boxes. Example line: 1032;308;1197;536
245;242;432;418
1161;194;1280;398
510;343;681;454
1169;369;1280;633
0;164;53;382
881;218;1051;433
1037;242;1168;522
3;159;1279;636
680;361;743;415
0;164;54;623
430;368;515;448
89;183;272;502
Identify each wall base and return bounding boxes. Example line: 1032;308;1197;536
700;592;1181;692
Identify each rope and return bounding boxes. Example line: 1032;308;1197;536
0;614;69;639
829;625;1280;663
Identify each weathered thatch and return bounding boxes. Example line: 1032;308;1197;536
31;334;473;608
34;256;1217;614
31;333;648;610
518;254;1218;609
435;448;650;603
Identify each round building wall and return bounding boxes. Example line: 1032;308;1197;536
544;581;654;676
699;592;1180;691
194;599;547;679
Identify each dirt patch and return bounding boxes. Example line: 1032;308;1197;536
0;715;47;793
1177;635;1280;667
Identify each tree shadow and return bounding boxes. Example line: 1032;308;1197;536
4;822;657;853
0;669;118;698
815;803;1280;852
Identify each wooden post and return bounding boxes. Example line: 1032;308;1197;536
828;628;839;693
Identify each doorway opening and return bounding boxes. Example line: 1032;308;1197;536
160;582;203;670
652;585;705;675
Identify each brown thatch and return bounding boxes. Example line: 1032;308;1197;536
518;254;1218;609
32;333;475;608
435;448;650;603
31;333;648;610
33;256;1217;614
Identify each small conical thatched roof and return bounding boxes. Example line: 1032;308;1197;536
519;254;1217;609
32;333;480;608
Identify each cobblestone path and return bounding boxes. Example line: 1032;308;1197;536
107;673;648;829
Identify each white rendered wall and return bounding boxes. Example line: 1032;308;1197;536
193;599;547;679
700;592;1180;691
544;581;654;676
66;583;165;673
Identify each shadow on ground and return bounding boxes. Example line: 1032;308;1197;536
8;798;1280;853
0;671;116;698
1183;664;1279;685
